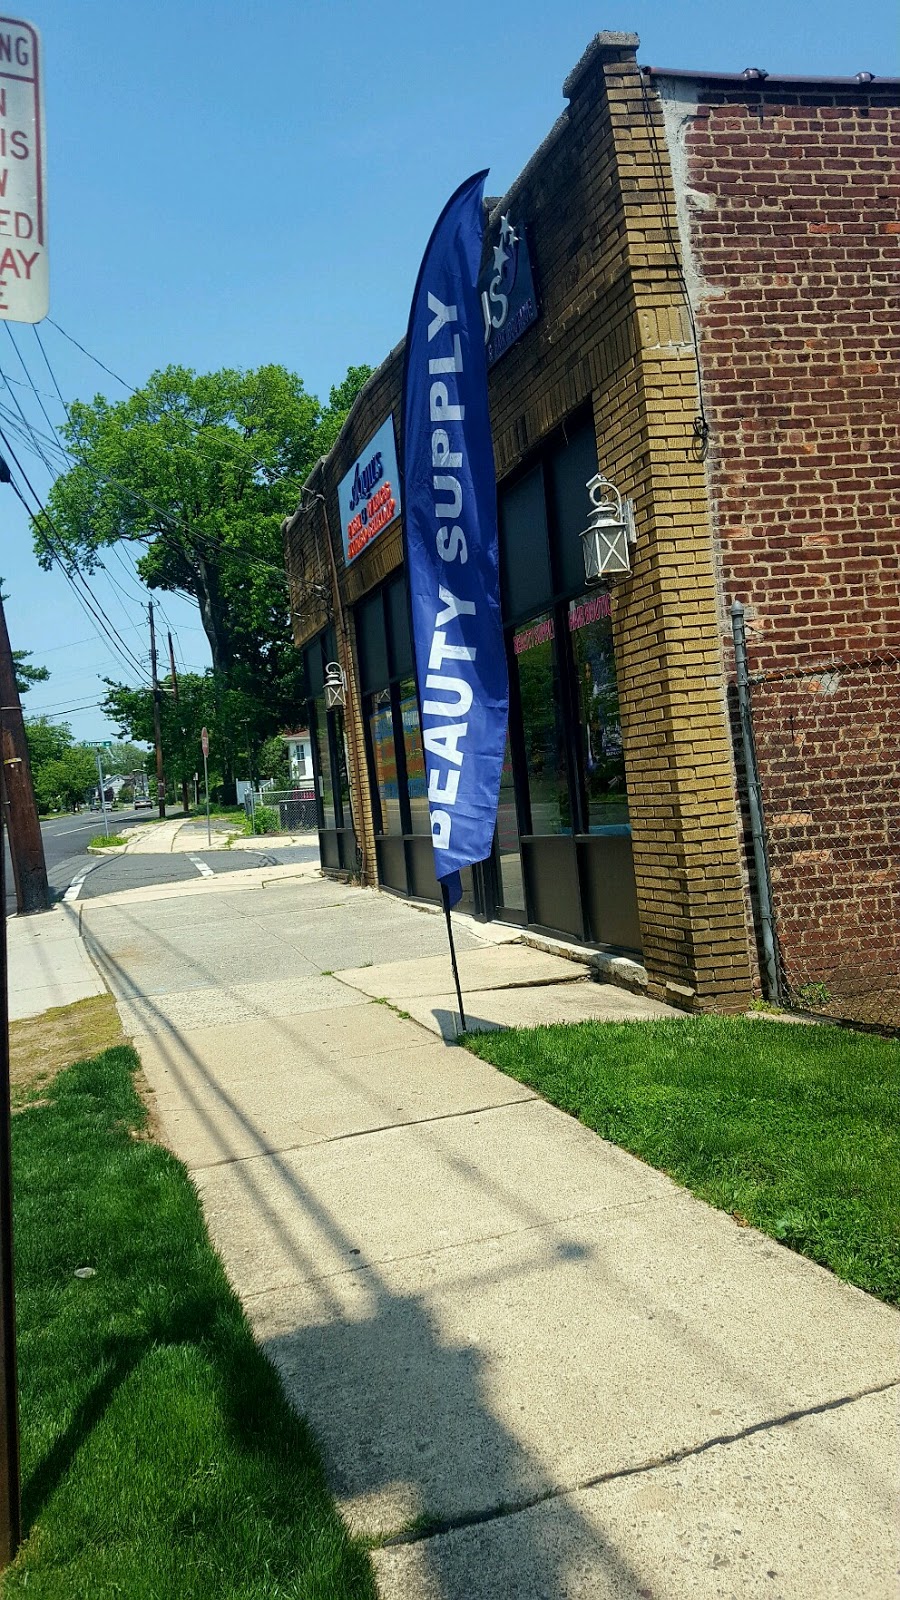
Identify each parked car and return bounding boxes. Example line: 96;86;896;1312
133;794;153;809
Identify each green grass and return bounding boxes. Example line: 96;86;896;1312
6;1046;376;1599
463;1016;900;1304
88;834;128;849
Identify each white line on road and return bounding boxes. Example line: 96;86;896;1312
188;856;214;878
63;867;95;902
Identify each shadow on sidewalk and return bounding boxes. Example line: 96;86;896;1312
78;923;668;1598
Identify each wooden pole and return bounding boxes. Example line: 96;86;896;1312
0;595;49;915
0;716;22;1566
148;601;166;819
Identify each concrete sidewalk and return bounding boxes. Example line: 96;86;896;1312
75;873;898;1598
6;905;105;1021
120;817;315;854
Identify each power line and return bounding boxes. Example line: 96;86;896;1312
45;317;136;394
5;325;62;453
1;434;151;687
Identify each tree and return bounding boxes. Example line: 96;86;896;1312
13;651;49;693
103;740;150;777
37;364;372;714
24;716;72;773
257;734;290;788
101;672;264;809
33;747;97;812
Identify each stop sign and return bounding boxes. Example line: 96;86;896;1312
201;727;209;758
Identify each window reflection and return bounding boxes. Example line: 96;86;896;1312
568;592;629;831
368;691;401;835
497;733;525;909
400;678;430;836
512;613;570;835
313;695;336;827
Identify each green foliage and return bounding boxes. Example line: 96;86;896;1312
7;1045;375;1596
247;803;280;835
795;981;833;1010
101;672;266;799
24;716;73;772
37;362;372;721
89;834;128;848
257;733;290;786
25;718;92;811
13;649;49;693
465;1015;900;1304
103;740;149;776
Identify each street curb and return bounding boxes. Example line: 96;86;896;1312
87;843;129;855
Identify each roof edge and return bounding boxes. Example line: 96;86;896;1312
643;66;900;87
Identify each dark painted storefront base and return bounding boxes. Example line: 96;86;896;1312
319;823;642;960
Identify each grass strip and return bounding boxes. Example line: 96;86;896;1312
5;1044;376;1599
463;1015;900;1304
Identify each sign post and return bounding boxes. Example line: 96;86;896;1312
0;18;47;1568
0;719;21;1568
201;727;210;847
94;750;109;838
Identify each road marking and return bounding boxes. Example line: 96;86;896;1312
188;856;214;878
63;867;94;902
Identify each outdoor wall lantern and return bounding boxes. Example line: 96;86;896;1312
580;473;636;585
324;661;346;709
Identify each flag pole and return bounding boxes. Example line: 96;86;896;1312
440;881;467;1033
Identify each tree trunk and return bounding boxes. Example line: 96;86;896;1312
194;554;233;676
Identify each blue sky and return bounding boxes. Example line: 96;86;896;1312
4;0;897;743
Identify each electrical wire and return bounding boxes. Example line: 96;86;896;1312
45;317;136;394
3;446;151;686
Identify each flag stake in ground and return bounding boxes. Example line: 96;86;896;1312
441;880;467;1033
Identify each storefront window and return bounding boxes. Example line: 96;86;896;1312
497;733;525;910
568;592;629;830
399;679;430;836
512;612;570;835
313;694;336;827
368;692;401;835
332;707;352;822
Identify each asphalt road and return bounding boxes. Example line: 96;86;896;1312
4;810;319;915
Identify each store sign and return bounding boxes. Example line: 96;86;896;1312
337;415;402;565
478;211;538;367
0;18;48;323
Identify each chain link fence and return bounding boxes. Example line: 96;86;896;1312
244;789;319;834
740;647;900;1032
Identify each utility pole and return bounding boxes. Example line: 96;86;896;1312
148;601;166;819
0;739;22;1566
168;632;190;816
0;593;49;915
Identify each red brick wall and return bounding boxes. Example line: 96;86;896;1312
668;78;900;666
662;77;900;1019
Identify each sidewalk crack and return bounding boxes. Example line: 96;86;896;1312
379;1379;900;1548
188;1095;540;1173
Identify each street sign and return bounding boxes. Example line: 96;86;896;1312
0;18;48;324
200;729;210;846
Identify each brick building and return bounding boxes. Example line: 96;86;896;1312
283;33;900;1017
